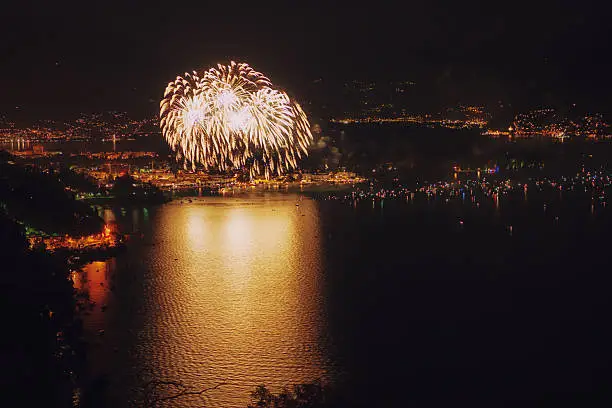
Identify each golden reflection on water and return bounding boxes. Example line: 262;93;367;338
83;195;329;407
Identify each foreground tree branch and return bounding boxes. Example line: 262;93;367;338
135;378;226;407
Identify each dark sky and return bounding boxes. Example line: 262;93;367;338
1;0;610;120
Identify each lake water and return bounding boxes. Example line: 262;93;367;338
77;191;611;407
78;195;333;407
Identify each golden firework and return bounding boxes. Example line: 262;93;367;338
160;61;312;179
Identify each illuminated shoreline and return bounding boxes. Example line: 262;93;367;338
28;225;123;253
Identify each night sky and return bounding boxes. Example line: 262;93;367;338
1;0;610;120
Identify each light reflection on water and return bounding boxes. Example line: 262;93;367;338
73;260;117;377
79;195;331;407
73;260;114;331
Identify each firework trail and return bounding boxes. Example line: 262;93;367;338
160;61;312;178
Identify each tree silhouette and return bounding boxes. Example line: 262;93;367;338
248;381;333;408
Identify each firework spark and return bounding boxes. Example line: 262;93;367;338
160;61;313;179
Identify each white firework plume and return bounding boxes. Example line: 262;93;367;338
160;61;312;178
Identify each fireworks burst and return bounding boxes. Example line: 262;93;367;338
160;61;313;179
